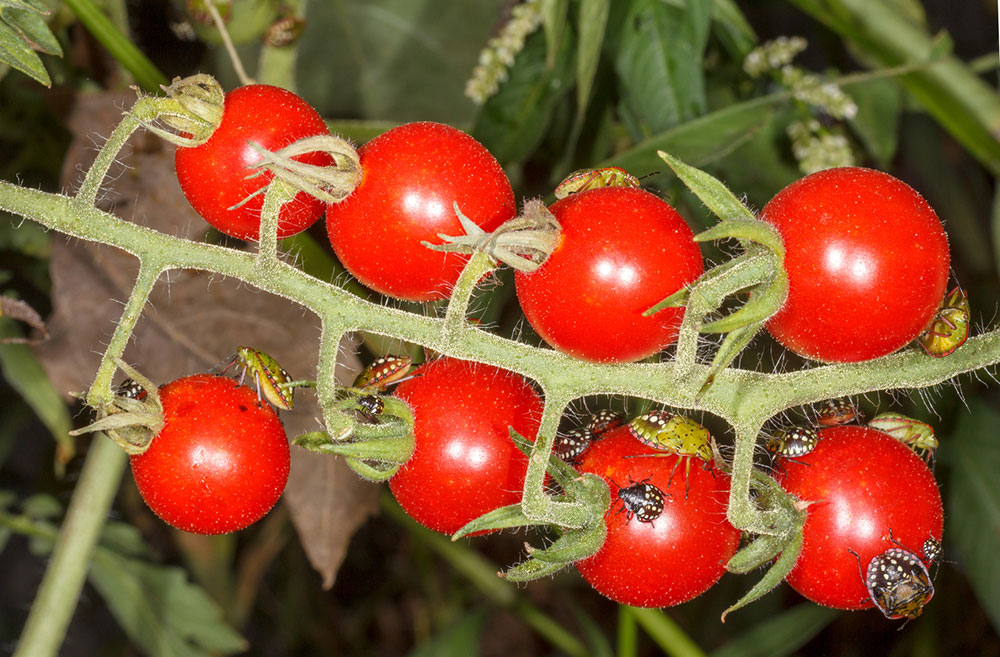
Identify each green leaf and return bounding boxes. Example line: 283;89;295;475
949;400;1000;634
2;2;61;55
0;318;74;460
472;28;575;164
658;151;757;222
0;17;49;86
846;76;903;168
540;0;568;69
298;0;509;125
711;604;838;657
575;0;610;119
407;610;488;657
706;0;756;58
597;97;774;175
612;0;711;137
89;550;247;657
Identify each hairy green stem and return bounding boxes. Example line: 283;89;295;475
12;434;127;657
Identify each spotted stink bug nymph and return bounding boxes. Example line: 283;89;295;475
613;477;667;524
553;427;591;463
354;354;413;392
764;426;819;459
587;409;624;440
855;547;935;621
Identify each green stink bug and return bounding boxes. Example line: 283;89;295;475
228;346;295;411
554;167;641;199
626;411;713;494
918;286;970;358
868;413;937;461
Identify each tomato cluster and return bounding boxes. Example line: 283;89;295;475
164;80;957;616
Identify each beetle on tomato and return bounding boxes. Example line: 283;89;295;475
575;425;740;608
776;425;943;611
761;167;950;363
129;374;291;535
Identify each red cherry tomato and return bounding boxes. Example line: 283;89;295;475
389;357;543;535
175;84;333;241
575;426;740;607
514;187;704;363
130;374;290;535
776;425;943;610
326;122;516;301
761;167;950;362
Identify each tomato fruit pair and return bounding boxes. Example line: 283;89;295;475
326;122;516;301
776;425;943;610
575;425;740;607
130;374;291;535
388;357;543;535
175;84;333;241
515;187;704;363
761;167;950;363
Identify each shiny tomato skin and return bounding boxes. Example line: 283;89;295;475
777;425;943;610
389;358;543;535
575;426;740;608
175;84;333;241
130;374;290;535
326;122;516;301
514;187;704;363
761;167;949;363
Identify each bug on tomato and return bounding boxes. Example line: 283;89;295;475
613;477;667;524
868;413;937;462
587;410;624;440
116;377;148;401
354;355;413;392
922;536;943;565
553;427;591;463
918;286;970;358
554;167;641;199
357;394;385;423
815;398;859;426
764;426;819;459
626;411;713;494
223;346;295;411
851;546;935;621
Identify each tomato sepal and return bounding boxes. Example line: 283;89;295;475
721;526;804;622
68;359;163;455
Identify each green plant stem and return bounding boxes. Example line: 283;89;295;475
627;607;707;657
5;178;1000;533
617;606;639;657
63;0;168;92
12;434;127;657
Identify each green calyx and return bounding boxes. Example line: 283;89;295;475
68;359;163;456
134;74;226;148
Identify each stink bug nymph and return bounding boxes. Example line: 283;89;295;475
554;166;641;199
855;547;935;621
918;286;970;358
553;427;591;463
614;478;667;524
868;413;937;461
587;409;624;440
357;394;385;423
227;346;294;411
354;354;413;392
815;398;859;426
764;427;819;458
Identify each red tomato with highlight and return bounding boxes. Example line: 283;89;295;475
777;425;943;610
575;426;740;607
389;358;543;535
130;374;290;535
761;167;949;363
175;84;333;241
515;187;704;363
326;122;516;301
